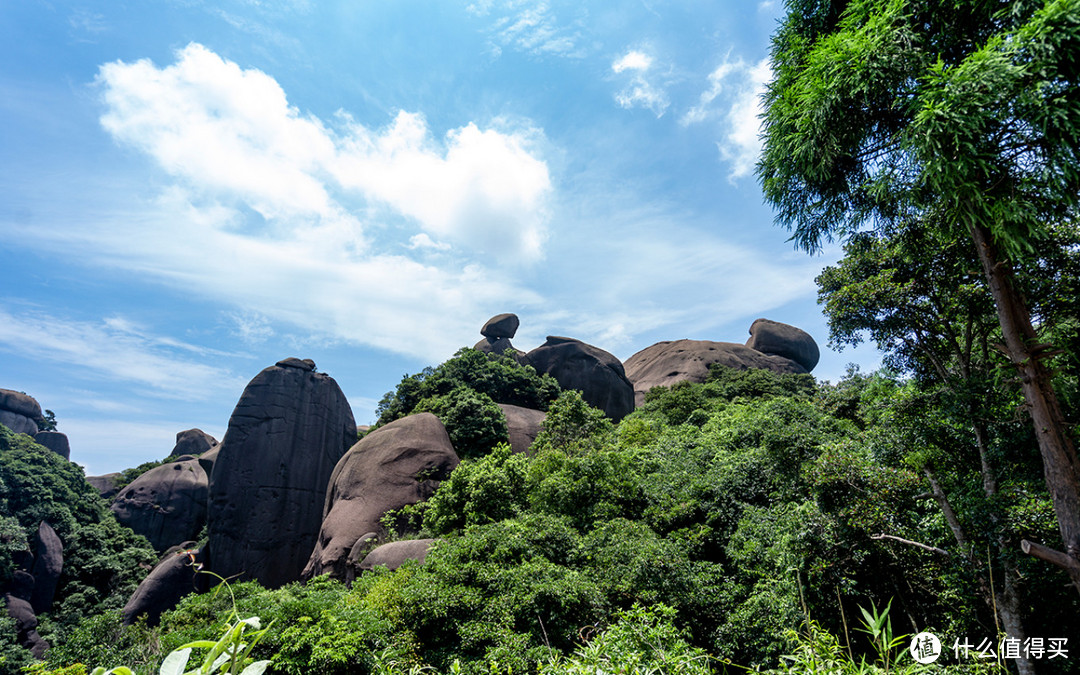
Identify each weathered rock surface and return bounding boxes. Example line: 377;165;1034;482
0;389;41;419
171;428;218;458
498;403;546;454
206;359;356;588
303;413;459;582
745;318;820;372
86;472;123;500
111;458;209;552
473;336;518;356
0;410;37;436
4;571;48;658
30;522;63;614
32;431;69;460
481;313;520;339
122;547;204;627
524;337;635;420
624;339;808;406
358;539;435;573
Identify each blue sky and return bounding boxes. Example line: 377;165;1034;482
1;0;881;475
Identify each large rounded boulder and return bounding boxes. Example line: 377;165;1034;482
206;358;356;588
358;539;435;573
498;403;545;454
30;522;63;614
624;339;808;406
111;457;209;552
122;547;204;627
303;413;459;582
171;428;218;457
523;337;634;420
0;389;41;436
745;318;820;371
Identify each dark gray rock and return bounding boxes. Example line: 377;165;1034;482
624;339;807;406
523;336;635;420
745;318;820;372
111;457;208;552
4;594;48;658
0;389;42;419
498;403;545;454
86;472;123;500
197;444;221;480
122;547;204;627
30;522;63;614
0;410;37;436
206;360;356;588
171;429;218;458
275;357;316;371
33;431;70;460
358;539;435;573
474;336;518;356
481;313;520;339
303;413;458;582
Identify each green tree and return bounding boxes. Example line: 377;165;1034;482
760;0;1080;592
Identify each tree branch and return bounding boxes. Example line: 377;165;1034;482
871;533;950;557
1021;539;1080;576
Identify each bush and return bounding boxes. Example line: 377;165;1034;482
414;387;509;459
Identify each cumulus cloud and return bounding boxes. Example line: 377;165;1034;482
97;43;551;262
611;48;669;117
682;56;772;180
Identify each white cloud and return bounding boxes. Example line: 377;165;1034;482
611;48;669;117
612;50;652;73
408;233;452;251
0;306;246;400
682;56;772;180
469;0;586;58
96;43;551;262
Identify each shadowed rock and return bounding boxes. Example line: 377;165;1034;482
624;339;808;406
745;318;820;371
32;431;69;460
171;428;218;458
524;336;635;420
498;403;546;454
0;411;37;436
358;539;435;573
303;413;458;582
481;313;520;338
0;389;41;419
122;547;204;627
474;336;518;356
4;571;48;658
111;458;208;552
30;522;63;614
86;473;123;500
206;359;356;588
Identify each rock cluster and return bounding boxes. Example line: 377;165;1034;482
474;312;521;356
623;318;819;406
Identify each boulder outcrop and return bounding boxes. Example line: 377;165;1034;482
0;389;41;436
32;431;69;460
86;472;123;500
206;358;356;588
745;318;820;371
303;413;459;582
358;539;435;573
481;313;520;339
110;457;209;552
171;428;218;458
30;522;63;614
4;571;48;658
524;337;635;420
122;547;204;626
624;337;810;406
498;403;546;454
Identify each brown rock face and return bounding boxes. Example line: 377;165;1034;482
111;458;209;552
303;413;458;582
498;403;545;454
206;359;356;588
33;431;70;460
86;472;123;500
745;318;820;371
358;539;435;572
524;337;635;420
624;339;808;406
0;389;42;419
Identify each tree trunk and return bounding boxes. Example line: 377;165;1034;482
968;221;1080;594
